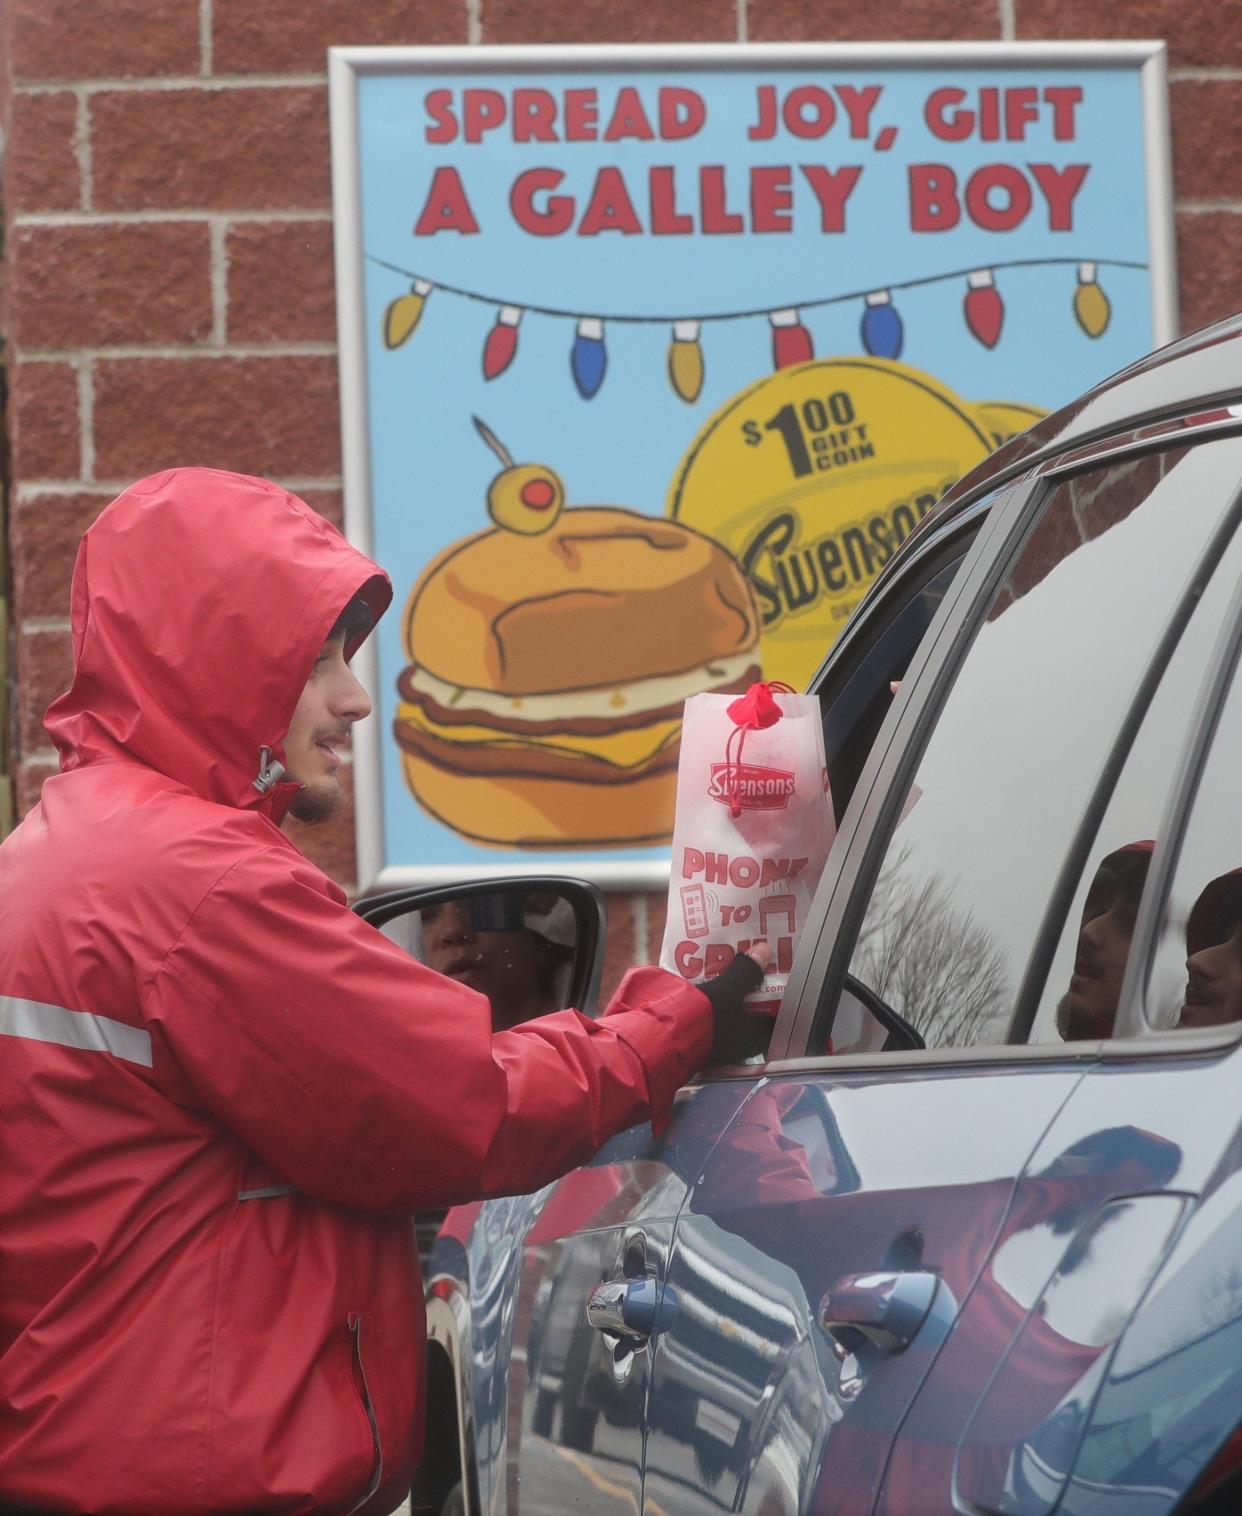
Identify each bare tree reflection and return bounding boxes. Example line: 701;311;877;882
853;844;1010;1048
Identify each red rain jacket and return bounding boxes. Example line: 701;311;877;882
0;468;713;1514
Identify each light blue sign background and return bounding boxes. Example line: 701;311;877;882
351;58;1162;875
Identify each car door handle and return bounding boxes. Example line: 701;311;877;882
586;1278;668;1341
818;1269;939;1356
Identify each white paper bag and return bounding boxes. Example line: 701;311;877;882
659;686;836;1014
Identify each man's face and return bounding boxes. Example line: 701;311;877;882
1180;915;1242;1029
1058;886;1140;1041
283;630;371;823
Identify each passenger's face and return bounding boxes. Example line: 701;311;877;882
1180;917;1242;1029
1059;892;1139;1040
420;902;549;1031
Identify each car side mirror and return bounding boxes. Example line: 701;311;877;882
354;877;607;1026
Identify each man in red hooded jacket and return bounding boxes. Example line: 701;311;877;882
0;469;763;1515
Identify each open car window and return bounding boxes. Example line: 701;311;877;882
814;524;979;827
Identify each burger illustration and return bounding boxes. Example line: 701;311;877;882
393;420;762;849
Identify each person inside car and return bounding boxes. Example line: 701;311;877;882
0;467;767;1516
419;892;575;1032
1178;870;1242;1030
1057;842;1154;1041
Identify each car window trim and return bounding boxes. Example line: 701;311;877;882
813;523;985;832
1008;460;1242;1044
888;408;1242;579
767;473;1042;1065
1033;407;1242;485
1115;476;1242;1041
809;519;982;715
803;493;995;696
756;1015;1242;1078
761;1041;1103;1076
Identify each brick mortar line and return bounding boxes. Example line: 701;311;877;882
466;0;482;46
77;360;96;482
20;344;338;362
1176;200;1242;213
15;477;344;500
14;210;334;227
74;90;92;212
209;217;229;345
1169;68;1242;81
15;75;325;94
998;0;1016;43
737;0;748;45
200;0;213;78
13;64;1241;95
21;619;73;634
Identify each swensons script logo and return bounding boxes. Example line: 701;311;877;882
709;762;796;810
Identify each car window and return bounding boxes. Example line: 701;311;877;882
820;440;1242;1055
1022;449;1242;1044
817;533;976;826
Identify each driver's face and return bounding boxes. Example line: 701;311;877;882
1059;891;1139;1041
420;902;547;1031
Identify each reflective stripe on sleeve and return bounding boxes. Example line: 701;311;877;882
238;1185;301;1201
0;995;153;1068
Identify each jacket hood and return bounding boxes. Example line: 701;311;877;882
45;468;391;818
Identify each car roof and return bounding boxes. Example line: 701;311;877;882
910;310;1242;549
811;312;1242;687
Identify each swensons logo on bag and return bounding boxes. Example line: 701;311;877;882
708;762;796;810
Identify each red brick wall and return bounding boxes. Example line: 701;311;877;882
2;0;1240;1002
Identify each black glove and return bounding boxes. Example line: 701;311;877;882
698;950;771;1066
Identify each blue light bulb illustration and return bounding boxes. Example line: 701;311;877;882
571;317;607;399
861;290;903;360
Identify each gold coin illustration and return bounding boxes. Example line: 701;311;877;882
667;357;994;688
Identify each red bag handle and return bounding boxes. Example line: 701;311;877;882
722;681;796;817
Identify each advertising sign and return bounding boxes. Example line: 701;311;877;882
329;42;1174;887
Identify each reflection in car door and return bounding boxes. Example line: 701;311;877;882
499;1084;756;1515
640;1064;1084;1516
889;451;1242;1514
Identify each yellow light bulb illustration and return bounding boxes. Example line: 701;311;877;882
473;417;565;535
384;278;433;350
668;319;704;403
1073;263;1111;339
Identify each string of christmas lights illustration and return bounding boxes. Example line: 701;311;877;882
371;253;1143;403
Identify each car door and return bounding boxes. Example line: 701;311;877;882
487;503;989;1516
890;432;1242;1516
642;431;1242;1516
495;1084;760;1516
